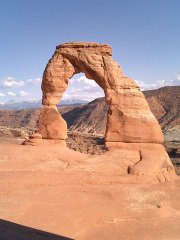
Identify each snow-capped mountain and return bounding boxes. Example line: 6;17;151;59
0;99;88;109
58;99;88;106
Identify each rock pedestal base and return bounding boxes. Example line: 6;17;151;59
106;142;176;182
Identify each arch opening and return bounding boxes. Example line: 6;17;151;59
58;73;107;154
59;73;107;153
61;73;104;104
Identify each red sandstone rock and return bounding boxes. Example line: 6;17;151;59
106;142;176;182
39;105;67;139
41;42;163;144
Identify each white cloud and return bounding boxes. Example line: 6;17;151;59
26;78;41;85
2;77;25;88
62;73;179;101
65;73;180;101
75;76;97;87
18;91;30;97
0;76;42;88
62;75;104;101
7;91;16;97
135;77;180;91
1;72;179;103
176;73;180;81
0;93;6;97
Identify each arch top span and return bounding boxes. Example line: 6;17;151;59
56;42;112;56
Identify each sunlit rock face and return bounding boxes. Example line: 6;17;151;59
40;42;163;143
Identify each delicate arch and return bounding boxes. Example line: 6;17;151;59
39;42;163;145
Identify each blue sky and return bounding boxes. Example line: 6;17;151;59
0;0;179;103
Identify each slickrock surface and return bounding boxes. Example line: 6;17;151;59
0;139;180;240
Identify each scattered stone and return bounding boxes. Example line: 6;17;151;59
29;132;42;139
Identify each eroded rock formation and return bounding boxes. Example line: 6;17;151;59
27;42;176;182
40;42;163;143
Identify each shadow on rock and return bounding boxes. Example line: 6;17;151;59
0;219;73;240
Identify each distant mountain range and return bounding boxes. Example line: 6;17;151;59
0;86;179;135
0;99;41;110
0;99;88;110
63;86;180;134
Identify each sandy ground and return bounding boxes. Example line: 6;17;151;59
0;139;180;240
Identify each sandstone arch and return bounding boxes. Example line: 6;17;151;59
34;42;176;181
40;42;163;144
